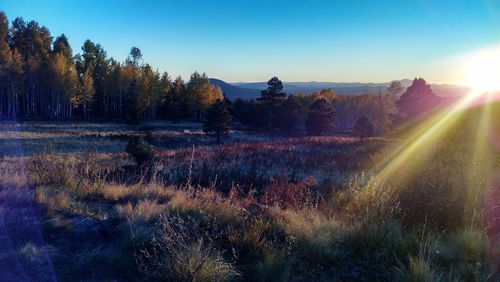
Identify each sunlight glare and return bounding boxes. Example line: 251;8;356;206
463;45;500;94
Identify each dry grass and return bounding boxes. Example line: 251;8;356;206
0;121;499;280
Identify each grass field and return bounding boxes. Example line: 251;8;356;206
0;121;498;281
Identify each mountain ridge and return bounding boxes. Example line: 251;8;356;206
210;78;470;100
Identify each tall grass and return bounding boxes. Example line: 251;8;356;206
1;121;499;280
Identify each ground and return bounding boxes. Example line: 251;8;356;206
0;120;497;281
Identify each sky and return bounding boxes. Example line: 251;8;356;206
2;0;500;83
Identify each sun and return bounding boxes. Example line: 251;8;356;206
462;45;500;94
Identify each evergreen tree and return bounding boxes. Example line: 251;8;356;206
128;46;142;69
164;76;186;122
125;136;154;167
232;99;261;128
306;98;336;135
386;80;404;102
274;95;301;132
0;12;23;118
122;47;149;123
203;100;232;143
123;77;139;123
53;34;72;61
259;76;286;102
396;78;439;120
353;116;374;141
257;76;287;128
10;17;53;118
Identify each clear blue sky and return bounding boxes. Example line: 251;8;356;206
2;0;500;83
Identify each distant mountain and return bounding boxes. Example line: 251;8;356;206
428;84;471;97
232;81;397;95
214;79;470;100
209;78;261;100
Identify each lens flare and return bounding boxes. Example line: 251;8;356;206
462;45;500;94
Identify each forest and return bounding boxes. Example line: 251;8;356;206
1;9;499;282
0;11;441;136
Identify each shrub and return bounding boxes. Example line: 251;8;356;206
116;199;165;225
203;100;232;143
395;160;467;229
394;256;438;282
306;98;336;135
116;199;166;245
256;251;293;282
28;153;78;188
137;215;239;281
339;219;406;280
344;178;400;222
261;176;317;210
268;208;342;278
125;136;154;167
436;230;490;280
353;116;374;141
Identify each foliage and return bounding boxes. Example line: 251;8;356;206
1;121;498;280
163;75;186;122
0;12;221;122
0;10;398;135
272;95;301;132
335;94;394;133
386;80;404;102
1;8;499;282
396;78;440;121
137;215;239;281
306;98;336;135
186;72;224;121
259;76;286;102
261;176;317;210
125;136;155;166
353;116;374;141
203;99;232;143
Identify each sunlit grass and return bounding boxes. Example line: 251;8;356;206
1;119;498;280
374;91;483;185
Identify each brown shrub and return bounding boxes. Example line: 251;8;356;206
261;176;317;210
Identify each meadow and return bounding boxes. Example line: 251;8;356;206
0;119;498;281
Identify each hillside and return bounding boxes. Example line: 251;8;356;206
225;79;471;99
209;78;261;100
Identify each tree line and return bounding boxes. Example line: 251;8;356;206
1;11;441;139
0;12;223;122
229;76;440;136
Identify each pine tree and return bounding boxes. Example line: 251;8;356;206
164;76;186;122
125;136;154;167
257;76;287;128
386;80;404;102
396;78;439;120
137;64;162;119
123;77;140;123
353;116;374;141
203;100;232;143
274;95;301;132
259;76;286;102
306;98;336;135
0;12;23;118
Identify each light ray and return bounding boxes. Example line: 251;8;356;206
372;90;483;185
464;94;493;226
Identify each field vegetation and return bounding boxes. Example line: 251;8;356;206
1;108;499;281
1;8;500;282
